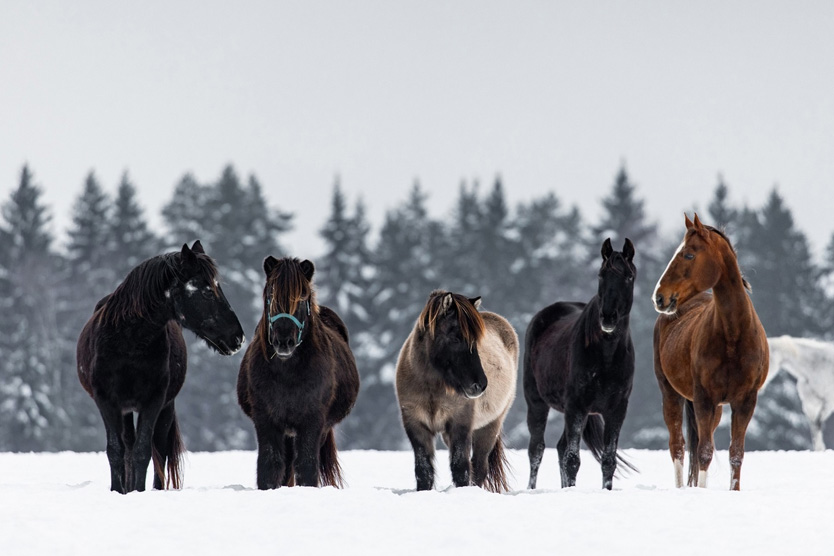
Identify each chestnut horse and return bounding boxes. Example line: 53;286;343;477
653;214;768;490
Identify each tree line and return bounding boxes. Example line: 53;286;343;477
1;164;831;452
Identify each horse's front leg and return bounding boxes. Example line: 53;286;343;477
729;391;757;491
295;421;324;487
601;400;629;490
561;409;586;488
404;418;436;491
97;402;127;493
132;396;164;492
254;418;286;490
446;421;473;488
693;393;722;488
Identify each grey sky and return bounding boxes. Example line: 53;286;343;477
2;1;833;258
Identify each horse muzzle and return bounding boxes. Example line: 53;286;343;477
463;381;487;399
653;293;678;315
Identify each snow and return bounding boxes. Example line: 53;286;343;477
2;449;833;555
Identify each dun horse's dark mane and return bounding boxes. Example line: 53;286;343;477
702;225;752;292
419;290;485;349
97;251;218;326
255;257;318;359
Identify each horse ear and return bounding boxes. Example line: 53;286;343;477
441;293;453;313
300;259;315;282
684;213;695;230
263;256;279;276
469;296;482;310
693;212;705;231
181;243;197;265
191;240;205;254
623;238;635;261
601;238;613;260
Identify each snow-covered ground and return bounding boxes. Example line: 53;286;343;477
2;448;833;555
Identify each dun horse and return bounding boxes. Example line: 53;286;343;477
525;238;637;490
77;241;245;493
766;335;834;451
396;291;518;492
237;257;359;489
653;214;768;490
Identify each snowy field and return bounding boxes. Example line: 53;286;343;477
2;448;833;556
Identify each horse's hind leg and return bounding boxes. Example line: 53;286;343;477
471;418;502;490
525;389;550;489
122;414;136;490
97;402;127;493
729;392;757;491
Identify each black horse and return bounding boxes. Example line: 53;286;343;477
237;257;360;489
77;241;245;493
524;238;637;490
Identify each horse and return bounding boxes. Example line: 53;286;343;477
396;290;518;492
525;238;637;490
766;335;834;451
77;241;245;493
237;257;360;489
653;214;768;490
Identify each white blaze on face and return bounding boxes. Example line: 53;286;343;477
652;240;685;312
185;280;198;296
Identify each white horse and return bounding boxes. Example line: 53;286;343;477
765;336;834;451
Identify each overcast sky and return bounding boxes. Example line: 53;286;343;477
2;1;833;259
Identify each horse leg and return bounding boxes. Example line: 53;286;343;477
254;419;286;490
282;436;297;486
131;397;164;492
601;401;629;490
151;403;176;490
796;380;826;451
561;409;586;488
295;422;324;487
404;419;436;491
693;394;722;488
525;389;550;490
729;392;757;490
656;368;686;487
446;421;473;488
471;418;501;489
97;402;126;493
122;414;136;491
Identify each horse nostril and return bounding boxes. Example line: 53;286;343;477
655;294;664;307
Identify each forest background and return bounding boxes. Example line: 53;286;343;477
1;163;829;453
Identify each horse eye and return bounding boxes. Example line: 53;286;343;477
201;287;214;299
684;253;695;260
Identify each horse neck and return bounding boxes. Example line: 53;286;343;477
708;247;756;333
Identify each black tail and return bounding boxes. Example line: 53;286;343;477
483;433;512;493
581;415;638;475
319;428;345;488
685;400;699;487
151;411;184;489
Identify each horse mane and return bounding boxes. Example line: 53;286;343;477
418;290;485;349
702;225;752;293
96;251;218;326
254;257;318;359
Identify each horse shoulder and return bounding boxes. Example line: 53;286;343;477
481;312;519;355
318;305;350;344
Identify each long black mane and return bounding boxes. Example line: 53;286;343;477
97;251;218;326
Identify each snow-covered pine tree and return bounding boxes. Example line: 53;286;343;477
0;166;68;450
108;171;160;282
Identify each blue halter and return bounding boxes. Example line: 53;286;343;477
268;299;311;345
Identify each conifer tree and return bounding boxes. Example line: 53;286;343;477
109;171;159;281
707;175;738;232
0;166;67;450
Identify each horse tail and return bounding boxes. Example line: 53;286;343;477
685;399;699;487
318;428;345;488
484;432;512;493
581;415;638;474
151;410;185;489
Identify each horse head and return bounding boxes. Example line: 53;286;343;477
170;240;245;355
262;256;315;361
653;213;748;315
420;291;487;399
598;237;636;334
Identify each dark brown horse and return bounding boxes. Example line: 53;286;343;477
653;214;768;490
237;257;360;489
77;241;245;493
396;291;518;492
